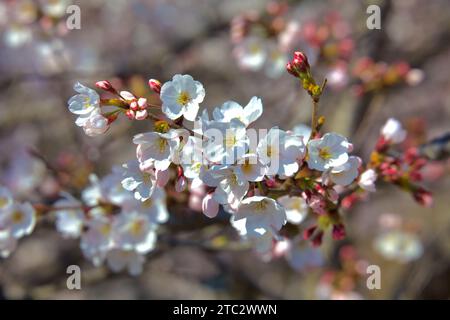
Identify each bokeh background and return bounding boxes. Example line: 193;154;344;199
0;0;449;299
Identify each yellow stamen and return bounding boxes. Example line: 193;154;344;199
0;197;8;208
177;91;191;106
241;159;253;174
254;200;268;212
12;211;24;223
318;147;332;160
130;220;144;236
225;134;237;148
158;138;167;153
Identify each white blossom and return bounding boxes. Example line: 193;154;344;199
212;96;263;127
81;110;110;137
121;188;169;224
234;37;267;71
202;165;249;209
68;82;100;119
264;45;288;78
134;129;186;171
202;118;249;164
325;156;360;186
307;133;351;171
277;195;308;225
54;193;85;239
257;128;305;177
121;160;156;201
233;196;287;236
235;153;267;182
80;216;113;266
112;211;157;254
0;230;17;258
0;186;13;212
292;124;312;145
106;249;145;276
359;169;377;192
0;202;36;239
160;74;205;121
374;230;423;263
381;118;407;144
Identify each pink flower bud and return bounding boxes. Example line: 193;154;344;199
286;62;297;76
130;100;139;111
135;109;148;120
126;109;135;120
413;188;433;207
175;176;187;193
137;97;148;110
293;51;309;69
95;80;113;91
155;169;170;188
202;193;219;218
148;79;161;94
332;224;346;240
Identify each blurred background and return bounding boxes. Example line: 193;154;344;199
0;0;449;299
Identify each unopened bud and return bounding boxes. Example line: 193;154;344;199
175;176;187;193
95;80;114;92
126;109;135;120
138;97;148;110
332;223;346;240
135;109;148;121
130;100;139;111
202;193;219;218
148;79;162;94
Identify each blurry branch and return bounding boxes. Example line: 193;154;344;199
350;0;392;142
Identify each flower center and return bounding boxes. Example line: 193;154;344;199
130;220;144;236
83;97;91;109
241;159;253;174
158;138;168;153
225;134;237;148
254;200;268;212
100;224;111;236
0;197;8;208
229;173;238;186
266;146;273;157
177;91;191;106
11;211;24;223
250;43;261;55
318;147;332;160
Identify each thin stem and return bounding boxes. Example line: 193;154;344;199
310;100;318;139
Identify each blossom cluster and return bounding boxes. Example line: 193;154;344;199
65;59;376;259
0;44;435;276
352;58;424;96
0;186;36;258
52;168;168;276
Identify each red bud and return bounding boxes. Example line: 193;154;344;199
148;79;162;94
